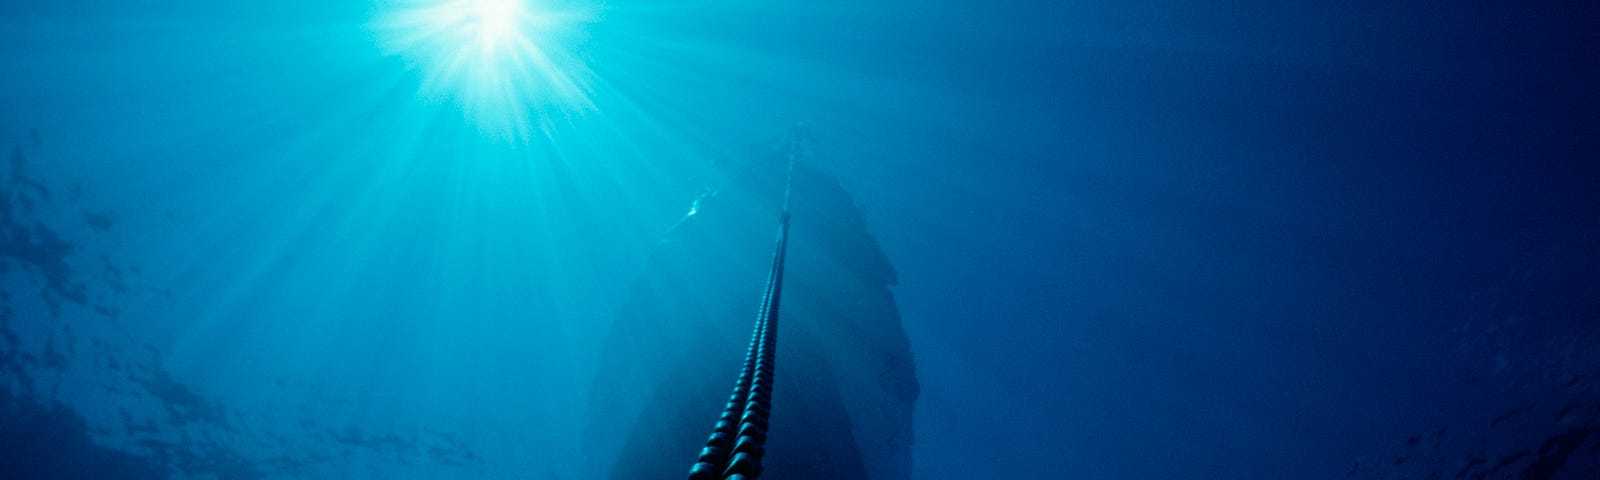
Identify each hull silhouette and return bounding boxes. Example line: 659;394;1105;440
587;152;917;479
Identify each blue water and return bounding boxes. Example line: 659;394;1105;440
3;1;1598;479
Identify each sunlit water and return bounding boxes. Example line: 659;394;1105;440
2;1;1598;479
372;0;597;140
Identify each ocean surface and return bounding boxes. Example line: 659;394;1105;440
2;1;1598;478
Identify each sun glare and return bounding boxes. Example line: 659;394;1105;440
469;0;522;47
374;0;597;140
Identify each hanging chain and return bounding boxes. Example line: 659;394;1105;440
687;130;800;480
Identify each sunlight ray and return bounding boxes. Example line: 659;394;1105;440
372;0;599;140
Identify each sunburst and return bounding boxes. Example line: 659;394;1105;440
372;0;598;140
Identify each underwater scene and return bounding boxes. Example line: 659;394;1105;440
2;1;1597;479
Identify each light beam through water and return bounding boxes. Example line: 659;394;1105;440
372;0;598;141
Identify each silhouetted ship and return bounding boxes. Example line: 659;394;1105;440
587;142;918;479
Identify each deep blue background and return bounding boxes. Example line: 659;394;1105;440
2;1;1597;478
